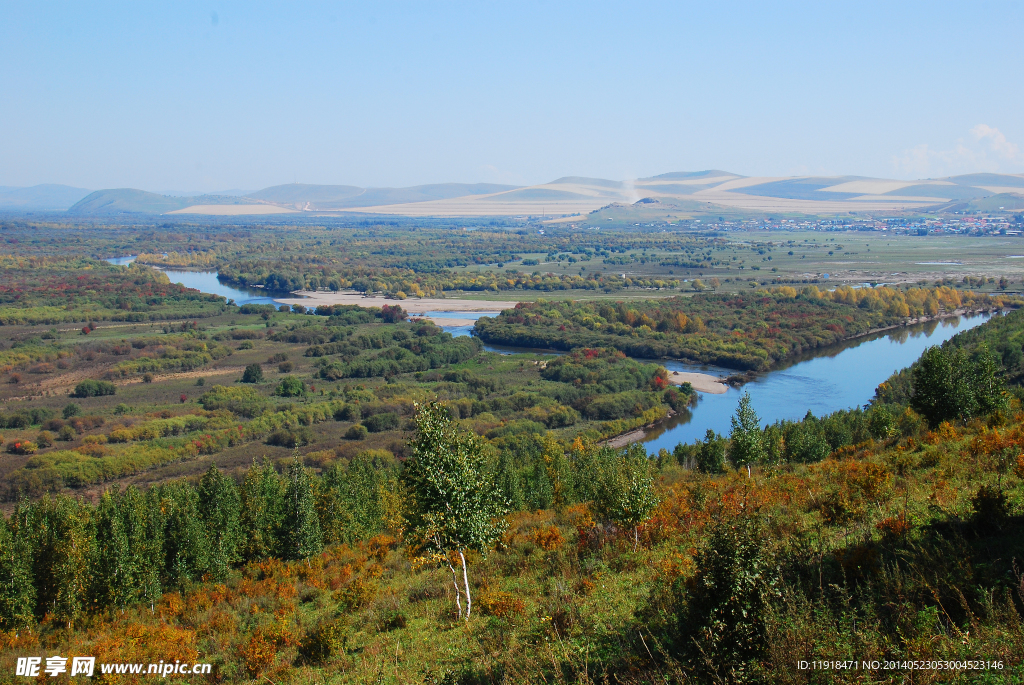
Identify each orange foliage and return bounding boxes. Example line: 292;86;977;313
476;590;526;618
92;621;198;667
530;525;565;551
876;515;911;538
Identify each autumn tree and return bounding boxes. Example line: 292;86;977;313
402;402;509;620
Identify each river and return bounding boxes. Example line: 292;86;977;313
106;256;280;306
105;257;992;454
642;313;991;452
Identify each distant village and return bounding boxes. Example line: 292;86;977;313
670;214;1024;235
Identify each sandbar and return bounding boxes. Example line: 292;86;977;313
277;291;519;313
669;370;728;394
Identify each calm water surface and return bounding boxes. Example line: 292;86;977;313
642;313;992;453
106;257;280;305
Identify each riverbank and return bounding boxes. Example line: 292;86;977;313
276;290;518;314
668;371;728;394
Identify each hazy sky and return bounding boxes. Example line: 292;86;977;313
2;1;1023;191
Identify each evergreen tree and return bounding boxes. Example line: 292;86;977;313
282;461;323;560
239;460;284;562
0;516;35;629
729;393;765;477
160;482;208;587
403;402;509;620
198;465;241;579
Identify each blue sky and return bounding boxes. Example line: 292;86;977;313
2;1;1022;191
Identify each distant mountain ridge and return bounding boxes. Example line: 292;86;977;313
0;184;92;211
8;171;1022;217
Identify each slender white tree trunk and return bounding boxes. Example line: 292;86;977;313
459;550;472;620
447;562;463;619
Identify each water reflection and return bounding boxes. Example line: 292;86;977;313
641;313;993;455
105;256;283;306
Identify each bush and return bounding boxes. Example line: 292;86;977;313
266;428;312;448
7;440;38;455
71;380;116;398
297;620;346;664
198;385;267;418
363;412;399;433
345;424;368;440
113;403;131;415
142;373;154;383
241;364;264;384
672;517;779;682
275;376;306;397
196;377;205;386
36;431;54;448
278;361;294;373
58;425;76;441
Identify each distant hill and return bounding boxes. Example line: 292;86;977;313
248;183;520;209
67;189;256;215
0;184;92;210
21;171;1024;218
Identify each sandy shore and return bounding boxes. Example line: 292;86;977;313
277;291;518;313
668;370;728;394
421;316;481;326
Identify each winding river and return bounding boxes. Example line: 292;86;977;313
106;257;992;454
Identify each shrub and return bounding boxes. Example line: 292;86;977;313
477;591;526;618
237;340;254;350
345;424;368;440
266;428;312;448
63;403;81;419
7;441;38;455
142;373;154;383
363;412;399;433
297;620;346;664
58;425;76;441
672;517;779;682
275;376;306;397
196;377;205;386
113;403;131;415
36;431;54;448
241;364;264;384
278;361;294;373
198;385;267;418
71;380;116;398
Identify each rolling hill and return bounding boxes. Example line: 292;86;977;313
0;184;92;211
35;171;1024;218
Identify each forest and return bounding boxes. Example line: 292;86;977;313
474;284;1010;370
